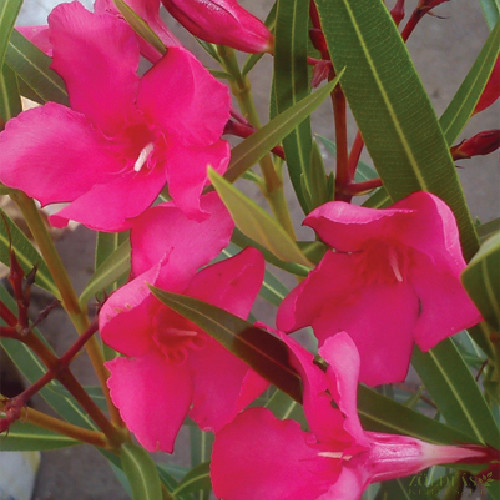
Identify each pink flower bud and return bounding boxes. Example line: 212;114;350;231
161;0;273;53
451;130;500;159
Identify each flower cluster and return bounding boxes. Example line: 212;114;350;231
0;1;494;498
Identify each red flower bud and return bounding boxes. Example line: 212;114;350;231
161;0;273;53
474;56;500;115
311;59;332;87
451;130;500;160
390;0;405;26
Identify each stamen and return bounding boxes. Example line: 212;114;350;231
388;247;403;283
318;451;345;459
165;328;198;338
133;143;154;172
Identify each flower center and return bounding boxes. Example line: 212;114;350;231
133;142;155;172
355;241;406;286
152;308;204;364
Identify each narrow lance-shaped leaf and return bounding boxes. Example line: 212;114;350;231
0;207;58;297
0;0;23;66
314;0;479;261
440;21;500;145
0;422;78;451
80;237;131;306
242;3;277;76
121;443;163;500
5;29;68;105
0;63;21;125
151;287;303;402
480;0;500;30
225;73;342;182
172;462;211;498
462;230;500;331
231;228;309;277
151;289;482;446
274;0;313;213
412;339;500;448
209;168;312;267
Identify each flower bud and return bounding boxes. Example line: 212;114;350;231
161;0;273;53
473;56;500;115
451;130;500;160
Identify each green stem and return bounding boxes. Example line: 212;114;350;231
11;191;122;427
217;46;297;240
15;403;109;449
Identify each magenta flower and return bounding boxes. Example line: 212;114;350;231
0;2;230;230
100;193;267;452
211;332;492;500
161;0;274;53
277;191;482;386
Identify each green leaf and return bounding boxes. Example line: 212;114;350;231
5;29;68;105
225;75;342;182
209;168;312;267
462;231;500;330
357;385;473;445
80;237;131;306
113;0;166;56
0;207;59;297
172;462;211;498
439;22;500;145
150;288;303;402
0;422;78;451
314;0;479;261
151;288;479;446
477;217;500;243
274;0;313;213
480;0;500;29
0;0;22;66
265;388;304;422
0;63;21;124
241;3;277;76
231;228;309;277
412;340;500;447
121;442;163;500
375;475;435;500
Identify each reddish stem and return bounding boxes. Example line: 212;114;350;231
333;86;350;201
341;178;383;196
4;319;120;445
347;131;365;180
401;8;425;41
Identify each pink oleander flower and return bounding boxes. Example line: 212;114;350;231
100;193;267;452
277;191;482;386
162;0;274;53
0;2;230;231
211;332;493;500
94;0;181;62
